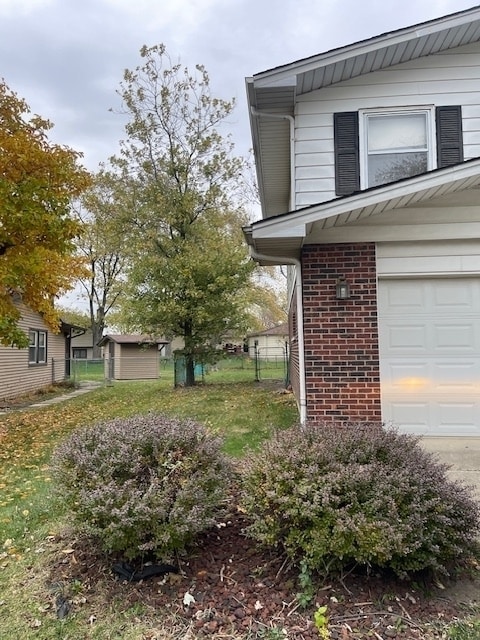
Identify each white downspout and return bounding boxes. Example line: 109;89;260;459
249;250;307;424
249;108;306;425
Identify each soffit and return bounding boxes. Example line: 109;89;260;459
247;6;480;220
244;160;480;262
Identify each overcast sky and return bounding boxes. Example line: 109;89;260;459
1;0;477;172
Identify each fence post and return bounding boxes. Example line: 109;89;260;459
254;340;259;382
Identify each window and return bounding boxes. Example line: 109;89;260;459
334;106;463;196
28;330;47;364
361;109;433;188
73;348;87;359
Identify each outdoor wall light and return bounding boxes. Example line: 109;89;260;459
336;278;351;300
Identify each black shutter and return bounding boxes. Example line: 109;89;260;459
334;111;360;196
436;106;463;168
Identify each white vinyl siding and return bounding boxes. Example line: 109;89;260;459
295;42;480;207
0;302;67;400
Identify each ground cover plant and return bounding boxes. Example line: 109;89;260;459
0;378;479;639
241;423;480;578
51;414;232;560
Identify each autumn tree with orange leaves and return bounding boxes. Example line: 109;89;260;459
0;80;90;348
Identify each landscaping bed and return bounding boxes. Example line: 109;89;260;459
46;488;480;639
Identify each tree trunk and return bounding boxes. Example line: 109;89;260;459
185;353;195;387
184;319;195;387
91;305;105;359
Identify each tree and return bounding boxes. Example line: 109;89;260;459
113;45;254;385
75;170;131;356
0;81;90;347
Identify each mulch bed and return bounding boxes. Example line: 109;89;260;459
46;493;480;639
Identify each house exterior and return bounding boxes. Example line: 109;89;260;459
0;301;75;400
244;6;480;436
247;323;289;359
71;329;95;360
98;334;168;380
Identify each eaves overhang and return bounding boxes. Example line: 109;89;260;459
243;159;480;263
247;5;480;222
252;5;480;96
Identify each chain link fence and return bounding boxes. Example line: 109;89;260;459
62;352;289;387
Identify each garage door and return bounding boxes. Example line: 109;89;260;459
378;278;480;435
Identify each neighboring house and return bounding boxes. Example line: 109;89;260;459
98;334;168;380
244;6;480;436
71;328;94;360
0;301;78;400
247;323;289;359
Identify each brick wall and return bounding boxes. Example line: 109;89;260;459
302;243;381;423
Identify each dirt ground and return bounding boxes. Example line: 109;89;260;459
47;493;480;640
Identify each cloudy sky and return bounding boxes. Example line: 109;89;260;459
0;0;476;172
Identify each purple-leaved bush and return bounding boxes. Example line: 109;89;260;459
52;414;232;560
240;423;480;578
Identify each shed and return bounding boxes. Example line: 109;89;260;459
98;334;168;380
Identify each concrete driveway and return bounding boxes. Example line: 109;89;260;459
421;437;480;501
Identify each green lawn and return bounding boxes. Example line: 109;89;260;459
0;378;298;638
1;378;477;639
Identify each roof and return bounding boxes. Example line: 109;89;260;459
243;157;480;263
247;323;289;338
97;334;169;347
246;5;480;219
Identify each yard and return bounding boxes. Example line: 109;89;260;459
70;354;289;386
0;375;479;639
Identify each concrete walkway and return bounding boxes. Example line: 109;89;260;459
421;437;480;500
0;381;102;415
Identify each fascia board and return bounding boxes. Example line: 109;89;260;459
249;161;480;236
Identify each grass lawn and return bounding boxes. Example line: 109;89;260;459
0;377;479;639
0;377;297;639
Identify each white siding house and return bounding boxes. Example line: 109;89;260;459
247;324;289;360
244;6;480;435
71;329;95;360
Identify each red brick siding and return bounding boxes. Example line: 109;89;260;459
301;243;381;423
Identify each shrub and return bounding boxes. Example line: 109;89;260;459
51;414;232;560
240;423;480;578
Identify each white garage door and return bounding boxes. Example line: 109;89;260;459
378;278;480;435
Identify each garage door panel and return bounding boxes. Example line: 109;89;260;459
432;280;474;309
386;402;430;433
379;277;480;435
378;281;426;311
434;323;477;351
385;325;427;351
436;402;478;427
435;362;479;392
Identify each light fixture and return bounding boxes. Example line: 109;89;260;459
336;278;351;300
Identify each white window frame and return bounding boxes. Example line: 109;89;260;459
28;329;47;365
359;106;436;189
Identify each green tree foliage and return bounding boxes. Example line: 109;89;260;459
112;45;255;384
0;81;90;347
75;170;131;356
